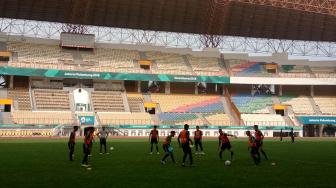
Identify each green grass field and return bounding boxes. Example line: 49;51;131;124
0;138;335;188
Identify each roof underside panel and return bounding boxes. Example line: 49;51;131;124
0;0;335;42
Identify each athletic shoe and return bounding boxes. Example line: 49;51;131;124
149;152;153;155
200;152;205;155
181;163;186;167
157;152;160;155
81;164;89;168
160;160;166;165
88;155;92;157
106;152;110;155
99;153;103;155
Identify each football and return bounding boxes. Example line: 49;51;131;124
110;146;114;151
225;160;231;166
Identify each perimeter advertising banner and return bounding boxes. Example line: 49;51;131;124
0;66;230;83
297;116;336;125
115;125;302;130
78;116;95;125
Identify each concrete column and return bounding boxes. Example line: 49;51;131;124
279;85;283;96
310;85;314;97
195;83;198;95
9;76;13;89
165;82;170;94
137;81;141;93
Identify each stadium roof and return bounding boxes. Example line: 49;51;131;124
0;0;335;42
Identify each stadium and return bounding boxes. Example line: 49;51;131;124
0;0;335;187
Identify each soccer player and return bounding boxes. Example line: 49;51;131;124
68;126;79;161
96;127;109;154
254;125;268;160
178;124;194;167
149;125;159;154
246;131;260;165
82;129;94;168
218;129;235;161
160;131;176;164
88;127;95;156
289;128;295;143
194;126;204;155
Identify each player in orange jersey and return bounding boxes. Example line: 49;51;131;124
254;125;268;160
160;131;176;164
246;130;260;165
178;124;194;167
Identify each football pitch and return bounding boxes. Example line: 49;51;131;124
0;138;335;188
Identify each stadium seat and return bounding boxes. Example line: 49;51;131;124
33;89;71;111
231;94;273;114
158;113;204;126
151;94;225;113
127;93;144;113
241;114;287;126
91;91;125;112
280;96;315;114
98;112;153;125
313;96;336;115
227;60;272;76
8;89;31;111
11;111;74;125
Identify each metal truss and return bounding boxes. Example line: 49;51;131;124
0;18;335;58
236;0;336;16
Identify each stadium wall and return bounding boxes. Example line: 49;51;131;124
230;77;336;85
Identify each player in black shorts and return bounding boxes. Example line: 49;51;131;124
160;131;176;164
289;128;295;143
178;124;194;167
149;125;159;154
246;130;260;165
68;126;79;161
194;126;204;155
218;129;236;161
254;125;268;160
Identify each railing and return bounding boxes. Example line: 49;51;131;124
9;117;294;127
100;119;154;125
314;73;336;78
7;61;228;76
12;118;78;125
225;88;242;125
243;121;288;126
278;72;312;78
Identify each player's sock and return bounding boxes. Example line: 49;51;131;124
162;154;169;161
256;152;261;160
261;150;268;160
170;153;176;163
253;156;259;165
219;150;223;160
156;145;159;153
189;152;193;165
230;151;234;161
183;153;187;164
150;144;153;153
